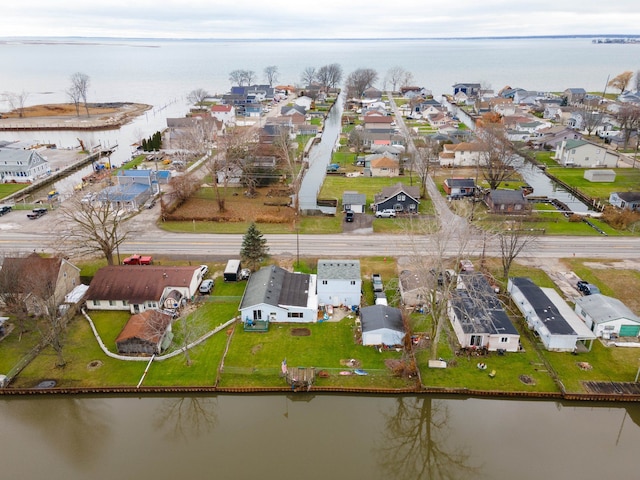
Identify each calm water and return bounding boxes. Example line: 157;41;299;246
1;38;639;478
0;394;639;480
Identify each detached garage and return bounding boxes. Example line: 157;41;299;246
574;294;640;339
360;305;405;346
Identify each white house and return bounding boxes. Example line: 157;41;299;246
316;259;361;307
448;273;520;352
609;192;640;211
360;305;405;346
439;142;485;167
0;147;50;183
85;266;203;314
239;265;318;324
211;104;236;126
508;277;596;352
574;294;640;338
342;191;366;213
555;139;620;168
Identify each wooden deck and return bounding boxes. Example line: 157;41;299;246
285;367;316;390
583;381;640;395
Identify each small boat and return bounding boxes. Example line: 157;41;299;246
354;369;368;376
339;371;353;376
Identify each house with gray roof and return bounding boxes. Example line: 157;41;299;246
508;277;595;352
609;191;640;211
316;259;361;307
448;272;520;352
555;139;620;167
574;294;640;338
360;305;405;346
0;147;50;183
342;191;366;213
484;189;531;214
372;182;420;214
563;88;587;104
239;265;318;324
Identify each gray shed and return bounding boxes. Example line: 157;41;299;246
584;169;615;182
360;305;405;346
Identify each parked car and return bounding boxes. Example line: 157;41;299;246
345;210;354;222
239;268;251;280
123;254;153;265
375;209;396;218
459;259;475;272
27;208;48;220
199;265;209;277
372;273;383;292
0;205;12;216
577;280;600;295
199;279;214;294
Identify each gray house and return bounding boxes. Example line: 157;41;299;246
316;259;361;307
609;192;640;211
342;191;367;213
484;190;530;214
574;294;640;338
372;183;420;214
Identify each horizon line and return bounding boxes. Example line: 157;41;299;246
1;33;640;42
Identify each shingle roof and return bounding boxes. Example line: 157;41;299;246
240;265;311;309
317;260;360;280
360;305;404;333
85;266;199;303
575;294;640;323
115;309;172;345
342;191;366;205
375;182;420;204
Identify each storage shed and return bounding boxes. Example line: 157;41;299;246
584;169;615;182
360;305;405;346
115;309;173;355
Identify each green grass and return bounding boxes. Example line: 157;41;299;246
545;167;640;202
0;183;29;200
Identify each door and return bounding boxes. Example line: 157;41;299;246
470;335;483;347
619;325;640;337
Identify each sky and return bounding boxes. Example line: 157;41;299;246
2;1;640;39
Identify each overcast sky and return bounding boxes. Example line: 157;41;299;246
2;1;640;39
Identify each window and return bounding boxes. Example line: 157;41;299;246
322;280;328;285
470;335;483;346
123;300;129;306
109;300;116;306
253;310;262;321
93;300;101;306
287;312;303;318
397;194;406;201
500;337;509;343
350;280;356;285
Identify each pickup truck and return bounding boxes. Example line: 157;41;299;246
27;208;48;220
372;273;383;292
123;254;153;265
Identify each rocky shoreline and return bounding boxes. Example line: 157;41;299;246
0;102;152;131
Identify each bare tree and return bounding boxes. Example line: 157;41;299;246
206;127;252;212
608;71;634;94
386;66;409;93
476;124;517;190
167;173;200;208
316;63;343;89
59;196;130;266
0;252;34;337
347;128;367;157
229;69;255;86
616;103;640;149
404;215;475;360
577;106;603;136
5;91;29;118
300;66;317;87
274;126;300;212
412;137;441;198
346;68;378;98
66;84;82;116
496;221;539;278
70;72;90;116
174;309;212;366
635;70;640;92
263;65;279;87
187;88;210;109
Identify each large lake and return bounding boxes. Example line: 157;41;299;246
1;37;639;478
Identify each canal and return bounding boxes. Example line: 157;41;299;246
1;394;638;479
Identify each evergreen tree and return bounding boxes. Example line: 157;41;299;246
240;223;269;272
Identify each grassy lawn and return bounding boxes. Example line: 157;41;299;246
0;183;29;200
545;166;640;202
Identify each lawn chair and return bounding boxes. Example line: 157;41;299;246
489;370;496;378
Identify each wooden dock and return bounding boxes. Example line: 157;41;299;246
285;367;316;391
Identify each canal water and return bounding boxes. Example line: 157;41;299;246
298;91;345;212
0;394;638;479
514;157;593;213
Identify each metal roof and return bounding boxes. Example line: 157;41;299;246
317;260;361;280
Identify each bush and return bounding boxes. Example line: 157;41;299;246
601;205;640;230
